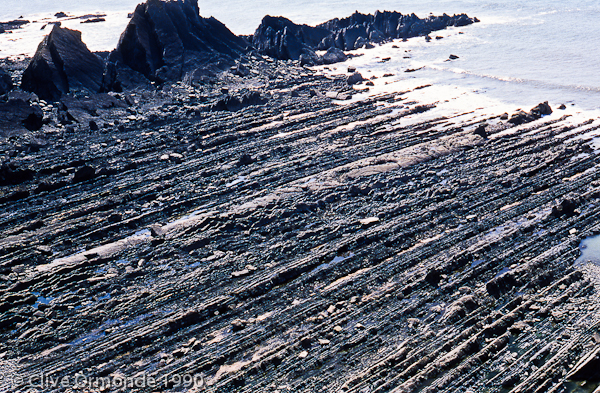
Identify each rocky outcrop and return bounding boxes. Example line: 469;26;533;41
508;101;552;125
2;59;600;393
2;56;600;393
251;16;330;64
107;0;248;84
21;25;104;101
251;10;477;63
0;67;13;95
0;19;29;34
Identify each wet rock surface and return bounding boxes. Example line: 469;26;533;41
1;54;600;393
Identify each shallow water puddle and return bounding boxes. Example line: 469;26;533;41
226;175;247;187
575;234;600;267
31;292;56;308
312;253;355;274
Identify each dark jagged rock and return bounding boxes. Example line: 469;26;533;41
21;25;104;101
212;91;267;112
0;19;29;33
551;197;579;218
530;101;552;116
0;67;13;95
107;0;248;85
508;102;553;125
252;15;330;62
251;10;477;61
347;71;365;85
507;110;535;125
473;123;487;138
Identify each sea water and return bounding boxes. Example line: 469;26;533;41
2;0;600;110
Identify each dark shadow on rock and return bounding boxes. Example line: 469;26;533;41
0;67;13;95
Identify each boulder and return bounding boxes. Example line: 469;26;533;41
530;101;552;116
107;0;248;84
473;124;487;138
0;67;13;95
508;102;552;125
21;25;104;101
299;50;322;66
0;99;44;135
322;47;347;64
507;110;535;125
347;72;364;85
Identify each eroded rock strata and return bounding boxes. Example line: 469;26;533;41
1;54;600;393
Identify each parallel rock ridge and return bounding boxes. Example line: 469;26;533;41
1;54;600;393
252;11;478;64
